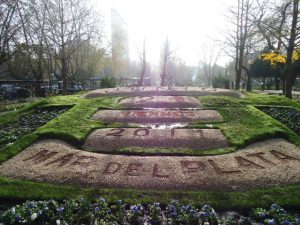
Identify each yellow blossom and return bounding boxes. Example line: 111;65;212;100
260;49;300;66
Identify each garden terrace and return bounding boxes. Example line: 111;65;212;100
0;90;300;211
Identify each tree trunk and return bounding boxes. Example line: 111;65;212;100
62;58;67;94
138;39;146;87
274;77;280;90
235;69;241;90
284;65;294;98
262;76;265;90
161;62;166;86
246;74;252;91
242;66;251;91
283;0;298;99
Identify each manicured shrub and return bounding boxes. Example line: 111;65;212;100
212;75;230;89
100;77;117;88
16;88;31;99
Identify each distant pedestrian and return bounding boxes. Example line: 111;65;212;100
242;83;246;90
231;82;234;89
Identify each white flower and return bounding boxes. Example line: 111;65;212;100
56;220;61;225
31;213;37;221
11;207;16;214
204;222;209;225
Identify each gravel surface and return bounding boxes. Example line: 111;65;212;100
83;87;242;98
0;138;299;190
83;128;229;151
92;109;223;123
119;96;201;108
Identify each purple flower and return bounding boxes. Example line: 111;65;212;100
281;221;292;225
202;205;209;210
95;206;100;212
296;216;300;224
137;204;142;211
267;219;275;225
280;208;287;214
117;200;122;205
27;202;34;209
186;205;192;211
190;210;199;219
132;206;138;213
271;204;280;209
57;207;64;213
258;212;266;218
15;214;22;222
99;197;105;203
154;202;160;208
169;205;177;213
171;211;178;218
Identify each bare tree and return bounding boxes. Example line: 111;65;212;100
68;41;107;82
201;42;220;87
251;0;290;51
223;0;255;90
8;0;51;89
0;0;20;67
137;38;146;87
42;0;101;93
284;0;299;98
251;0;300;97
160;38;176;86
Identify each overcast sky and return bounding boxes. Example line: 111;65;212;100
95;0;235;67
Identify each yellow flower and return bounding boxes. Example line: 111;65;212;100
260;49;300;66
259;52;286;66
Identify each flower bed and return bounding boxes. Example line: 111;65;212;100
257;106;300;135
0;106;71;150
1;198;299;225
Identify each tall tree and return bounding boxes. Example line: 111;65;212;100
160;38;176;86
284;0;299;98
137;38;146;86
10;0;51;89
43;0;101;93
254;0;300;97
0;0;19;67
223;0;254;90
201;42;220;87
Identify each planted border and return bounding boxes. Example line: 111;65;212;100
1;198;299;225
0;106;72;150
257;106;300;135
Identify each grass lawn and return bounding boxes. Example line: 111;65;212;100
0;91;300;210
